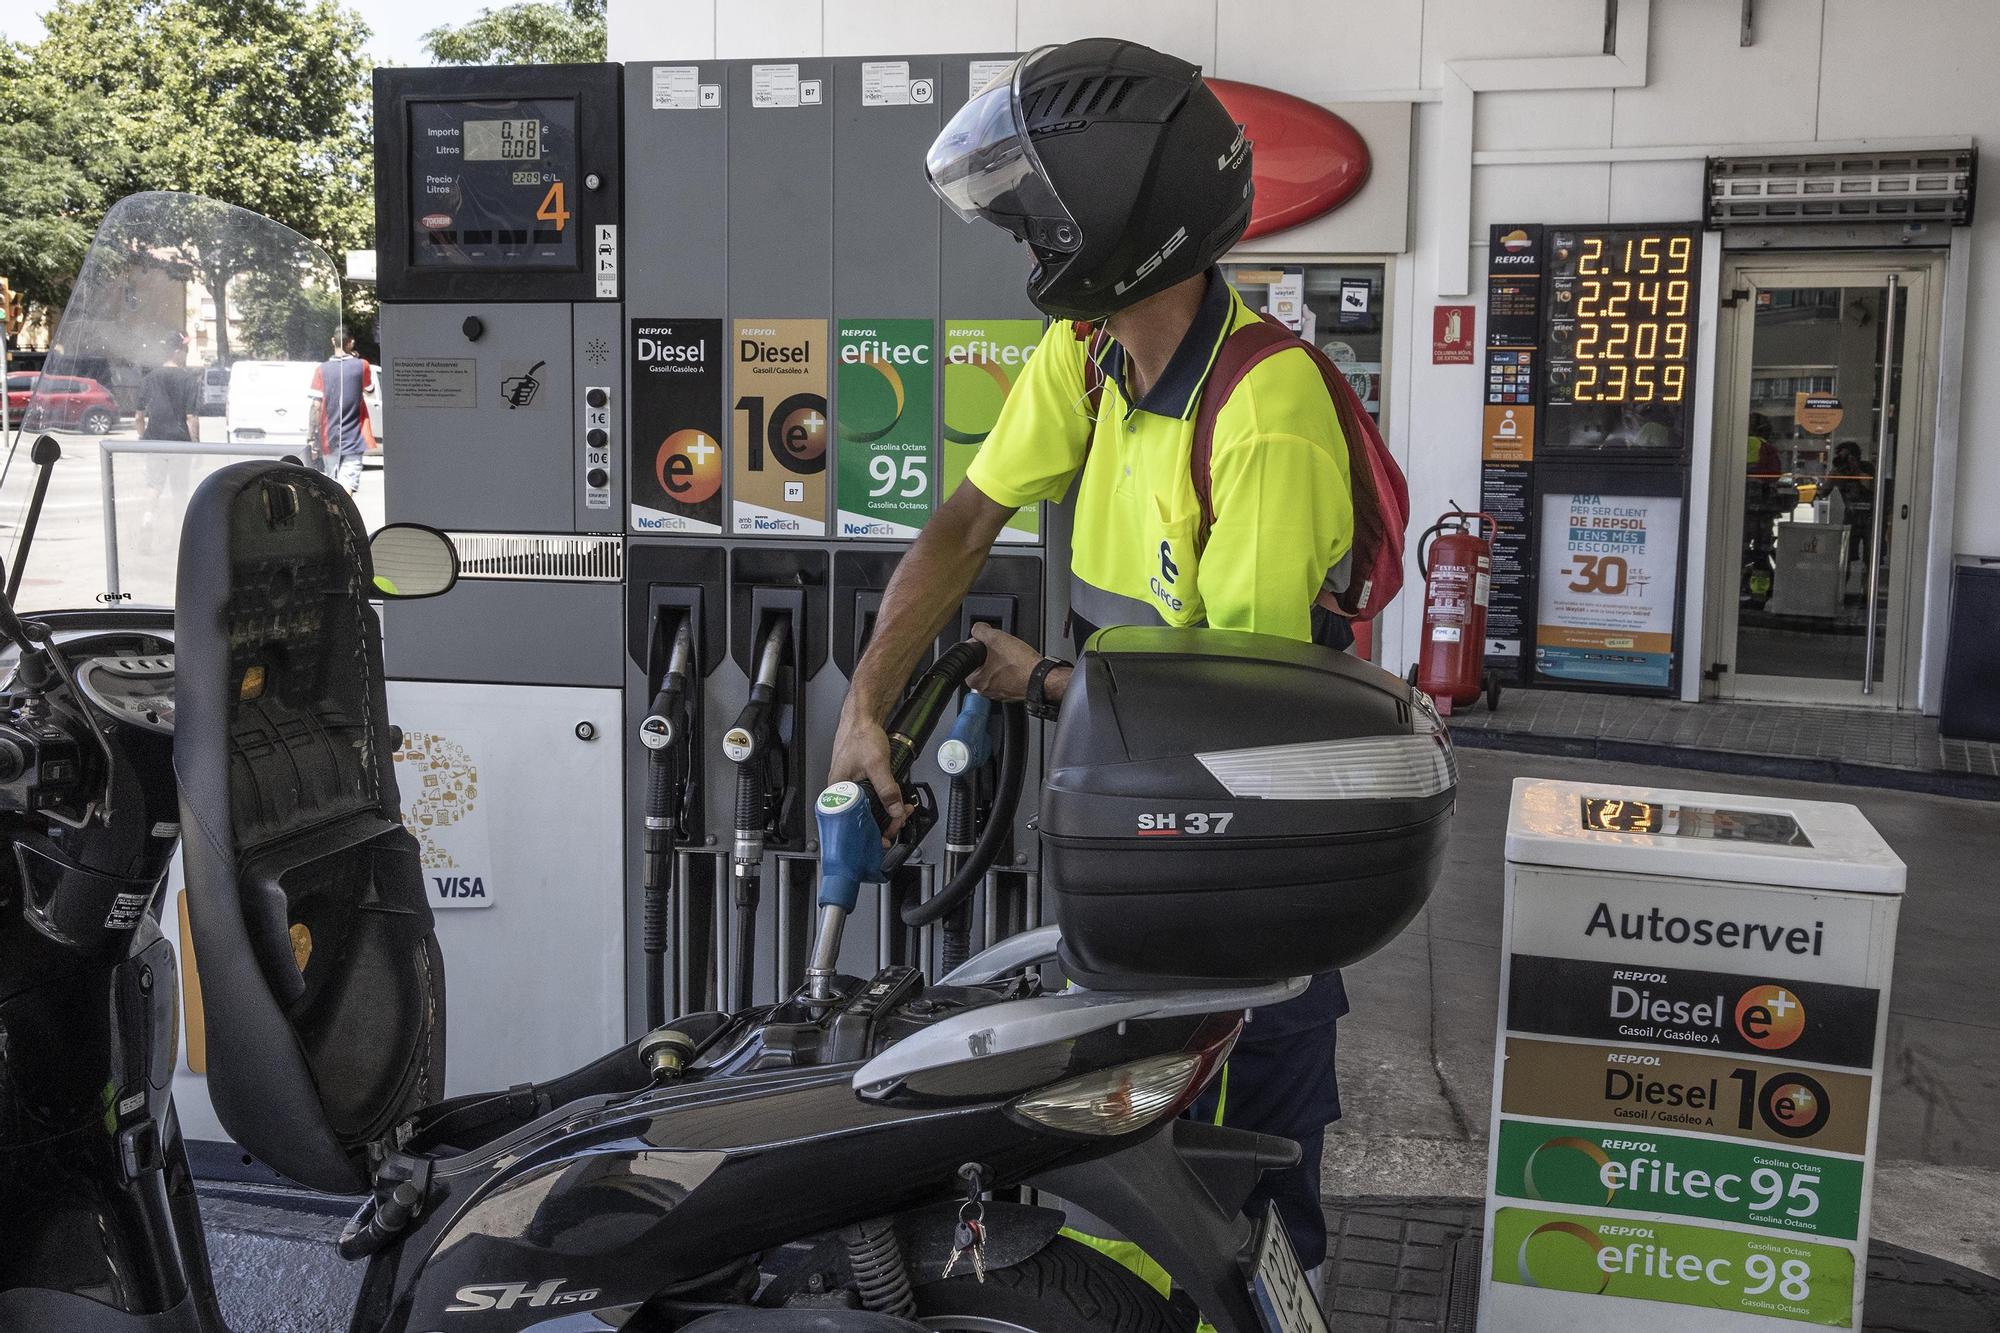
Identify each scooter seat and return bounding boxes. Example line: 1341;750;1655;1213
175;461;448;1193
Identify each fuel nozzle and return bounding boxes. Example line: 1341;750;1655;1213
803;638;987;1000
937;691;996;971
639;615;696;1028
724;616;792;1010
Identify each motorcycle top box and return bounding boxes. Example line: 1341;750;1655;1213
1043;627;1457;990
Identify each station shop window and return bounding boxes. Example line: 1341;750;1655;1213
1220;262;1389;430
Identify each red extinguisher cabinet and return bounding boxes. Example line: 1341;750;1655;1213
1411;508;1502;715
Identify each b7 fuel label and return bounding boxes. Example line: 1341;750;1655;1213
1505;954;1880;1067
1490;1207;1854;1326
1491;1119;1863;1240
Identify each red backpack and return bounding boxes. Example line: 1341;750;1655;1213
1083;313;1410;621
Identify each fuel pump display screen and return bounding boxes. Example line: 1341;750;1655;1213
408;98;578;270
1541;224;1701;455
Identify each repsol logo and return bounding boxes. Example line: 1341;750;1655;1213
433;876;487;901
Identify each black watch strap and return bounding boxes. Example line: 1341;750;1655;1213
1026;657;1071;721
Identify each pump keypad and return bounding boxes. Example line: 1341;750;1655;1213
583;383;613;510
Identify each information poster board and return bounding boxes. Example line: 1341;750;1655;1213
628;318;725;535
834;319;935;538
1536;492;1683;690
1479;225;1544;672
942;318;1044;543
1481;779;1905;1333
731;318;829;535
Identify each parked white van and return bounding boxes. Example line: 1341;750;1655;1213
224;360;318;447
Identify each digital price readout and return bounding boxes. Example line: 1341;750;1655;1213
1542;224;1702;455
407;97;578;270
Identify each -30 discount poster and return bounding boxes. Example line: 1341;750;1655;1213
835;319;934;538
1536;492;1682;690
732;319;829;536
943;319;1044;543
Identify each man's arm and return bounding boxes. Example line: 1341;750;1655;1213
829;478;1014;823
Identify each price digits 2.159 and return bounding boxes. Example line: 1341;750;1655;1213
1572;234;1694;404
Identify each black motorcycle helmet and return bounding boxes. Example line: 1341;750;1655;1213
927;39;1254;322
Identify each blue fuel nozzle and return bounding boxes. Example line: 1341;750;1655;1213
936;691;995;777
814;781;885;912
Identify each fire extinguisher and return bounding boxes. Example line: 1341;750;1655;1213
1411;505;1502;715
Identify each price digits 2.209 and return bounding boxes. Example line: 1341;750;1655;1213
1572;234;1694;405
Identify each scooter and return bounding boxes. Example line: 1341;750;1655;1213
1;194;1459;1333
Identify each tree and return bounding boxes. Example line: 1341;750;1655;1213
423;0;605;65
0;40;116;310
2;0;374;313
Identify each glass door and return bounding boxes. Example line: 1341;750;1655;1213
1706;257;1940;706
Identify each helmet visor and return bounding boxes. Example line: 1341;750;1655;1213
925;54;1080;252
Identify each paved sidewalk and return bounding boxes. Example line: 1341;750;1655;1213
1445;686;2000;799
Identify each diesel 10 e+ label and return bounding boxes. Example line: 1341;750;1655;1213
1507;954;1880;1067
1500;1038;1872;1155
1490;1207;1854;1326
732;319;829;536
1492;1119;1863;1240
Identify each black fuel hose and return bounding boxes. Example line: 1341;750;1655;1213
884;638;987;775
902;699;1025;929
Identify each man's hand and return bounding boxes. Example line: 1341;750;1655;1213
827;705;909;843
965;622;1067;703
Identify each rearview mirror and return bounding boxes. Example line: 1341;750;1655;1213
369;524;458;599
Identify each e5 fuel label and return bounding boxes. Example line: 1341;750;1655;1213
1507;954;1880;1067
943;320;1044;543
1492;1120;1862;1240
835;320;934;538
1491;1207;1854;1326
1499;1039;1872;1155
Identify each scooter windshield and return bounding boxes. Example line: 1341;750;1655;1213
0;191;341;613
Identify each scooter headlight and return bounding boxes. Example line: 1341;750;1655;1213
1006;1052;1204;1137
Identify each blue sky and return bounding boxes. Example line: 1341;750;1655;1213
0;0;499;66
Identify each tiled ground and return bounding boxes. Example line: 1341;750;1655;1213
1320;1197;2000;1333
1444;687;2000;796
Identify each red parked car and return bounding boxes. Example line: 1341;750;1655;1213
5;371;122;434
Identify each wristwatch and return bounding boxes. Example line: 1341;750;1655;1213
1025;657;1072;721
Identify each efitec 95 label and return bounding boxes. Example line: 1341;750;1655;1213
1491;1119;1863;1240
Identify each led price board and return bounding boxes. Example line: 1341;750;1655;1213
408;97;579;271
1541;224;1701;454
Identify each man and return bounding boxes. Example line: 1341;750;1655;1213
309;325;374;494
134;333;199;545
827;38;1355;1273
134;332;197;444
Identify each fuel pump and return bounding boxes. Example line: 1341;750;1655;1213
723;611;794;1010
638;613;697;1028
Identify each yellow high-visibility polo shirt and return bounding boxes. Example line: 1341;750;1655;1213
966;270;1353;644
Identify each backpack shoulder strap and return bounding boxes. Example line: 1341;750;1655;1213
1189;314;1304;542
